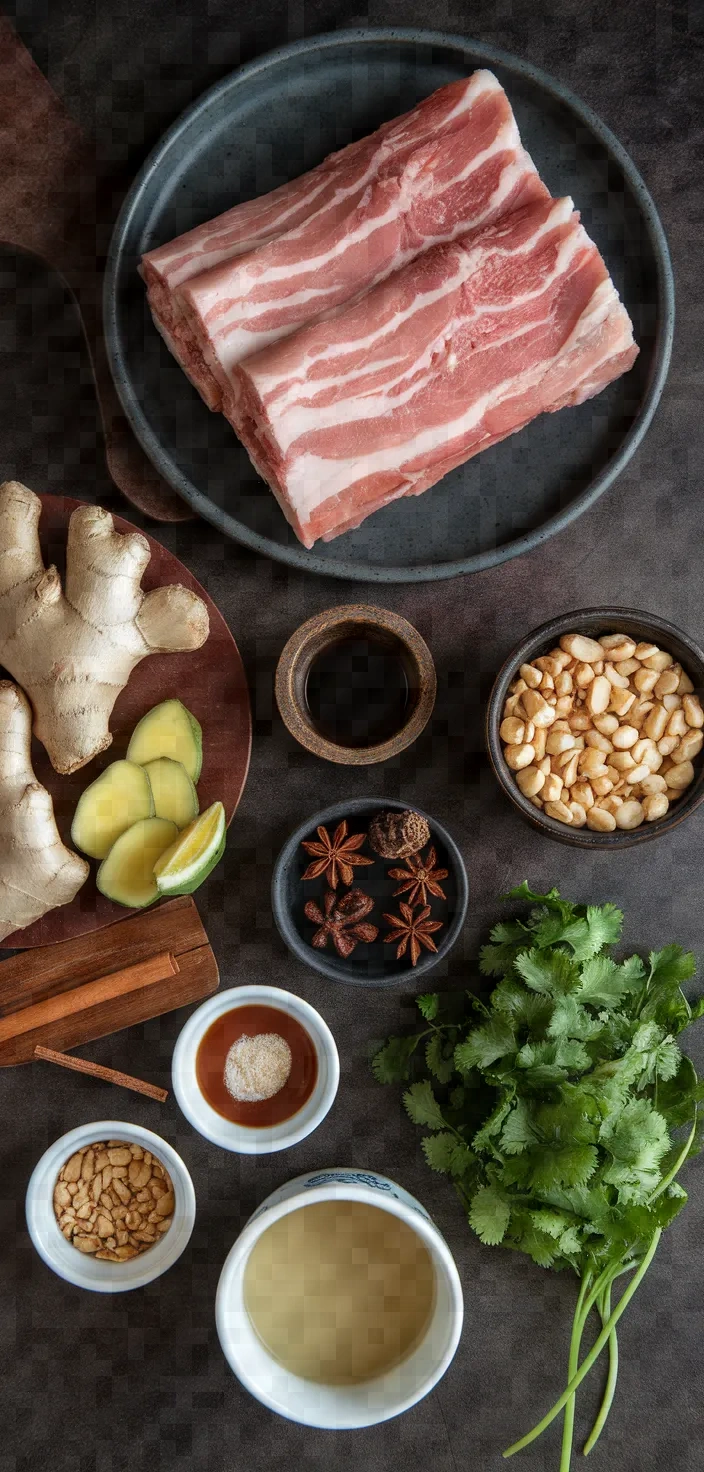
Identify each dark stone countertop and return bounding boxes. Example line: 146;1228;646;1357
1;3;703;1470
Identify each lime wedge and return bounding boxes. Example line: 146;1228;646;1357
153;801;226;894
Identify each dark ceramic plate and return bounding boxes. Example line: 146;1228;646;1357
105;28;673;583
271;799;468;986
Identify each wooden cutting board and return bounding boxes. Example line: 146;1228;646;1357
2;493;252;948
0;896;218;1065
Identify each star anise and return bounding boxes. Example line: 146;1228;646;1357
383;902;444;967
304;888;378;959
388;846;449;907
301;819;374;889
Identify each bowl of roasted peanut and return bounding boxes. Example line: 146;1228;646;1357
25;1121;196;1292
487;609;704;847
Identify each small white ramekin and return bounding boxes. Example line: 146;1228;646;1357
171;985;340;1154
216;1167;464;1428
25;1120;196;1293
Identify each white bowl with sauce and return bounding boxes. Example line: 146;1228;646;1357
215;1167;464;1427
171;985;340;1153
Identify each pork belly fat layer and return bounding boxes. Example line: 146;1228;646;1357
229;196;638;548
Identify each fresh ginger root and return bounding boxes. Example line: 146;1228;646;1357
0;482;209;774
0;681;89;939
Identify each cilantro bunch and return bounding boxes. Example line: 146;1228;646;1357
372;883;704;1471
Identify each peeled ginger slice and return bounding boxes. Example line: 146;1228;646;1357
97;817;179;908
143;757;199;829
127;699;203;782
71;760;154;860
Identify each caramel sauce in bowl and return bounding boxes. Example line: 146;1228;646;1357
172;986;339;1153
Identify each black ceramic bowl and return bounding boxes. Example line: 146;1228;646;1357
487;608;704;849
271;798;468;985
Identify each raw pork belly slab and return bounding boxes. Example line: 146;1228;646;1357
227;197;639;549
141;71;548;409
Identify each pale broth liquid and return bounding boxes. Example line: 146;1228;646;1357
243;1200;436;1385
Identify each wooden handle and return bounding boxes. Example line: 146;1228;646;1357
33;1045;169;1102
0;951;178;1044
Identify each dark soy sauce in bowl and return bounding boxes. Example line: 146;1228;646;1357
305;633;414;748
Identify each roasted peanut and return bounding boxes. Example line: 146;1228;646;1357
645;705;669;741
643;794;669;821
684;694;704;728
640;773;668;795
519;663;542;688
674;731;704;763
665;760;695;790
500;717;525;744
587;806;617;832
560;633;604;663
505;743;536;770
587;675;611;716
604;663;630;689
585;731;613;754
54;1139;174;1266
599;635;637;661
545;799;573;824
574;662;596;687
654;669;680;698
642;650;673;672
615;800;645;830
612;725;639;750
609;687;636;717
516;766;545;798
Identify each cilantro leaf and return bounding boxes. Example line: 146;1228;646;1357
403;1080;445;1129
530;1143;599;1192
649;945;697;988
416;992;440;1021
657;1056;704;1127
514;948;580;997
577;954;640;1009
454;1017;516;1072
516;1038;591;1086
529;1209;571;1240
425;1033;456;1084
500;1098;540;1155
421;1132;458;1173
472;1089;515;1152
579;904;624;957
600;1098;670;1199
548;994;603;1042
469;1186;510;1245
372;1034;423;1083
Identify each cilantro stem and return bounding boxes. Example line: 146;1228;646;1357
559;1272;592;1472
582;1283;618;1456
649;1110;697;1202
503;1230;661;1459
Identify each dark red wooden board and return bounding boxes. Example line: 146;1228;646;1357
3;494;251;947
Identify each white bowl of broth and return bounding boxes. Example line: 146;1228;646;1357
171;986;339;1153
216;1167;463;1427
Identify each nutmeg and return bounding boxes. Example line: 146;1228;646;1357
367;809;430;860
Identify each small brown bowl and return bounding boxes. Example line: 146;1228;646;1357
275;605;436;765
487;607;704;848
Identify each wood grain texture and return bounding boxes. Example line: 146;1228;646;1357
0;951;177;1043
0;896;219;1065
1;495;251;948
275;604;436;765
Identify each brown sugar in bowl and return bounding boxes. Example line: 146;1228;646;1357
275;605;436;765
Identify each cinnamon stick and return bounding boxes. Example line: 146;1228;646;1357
33;1045;168;1102
0;950;178;1044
